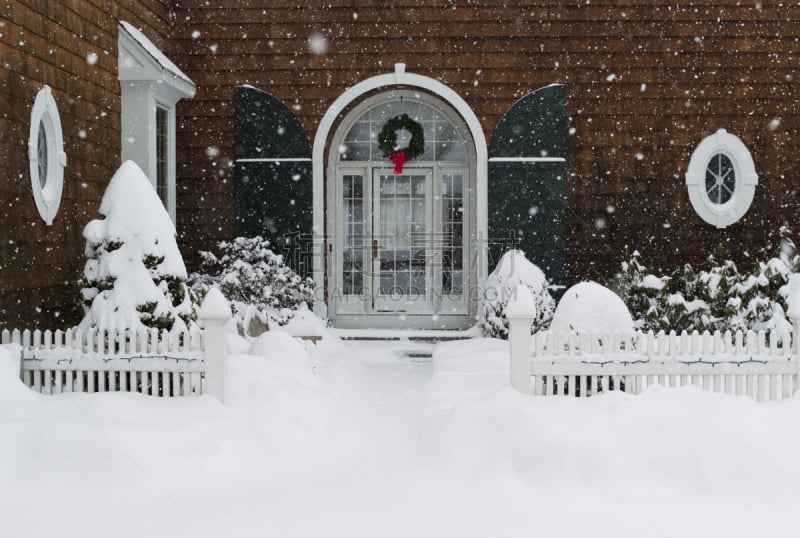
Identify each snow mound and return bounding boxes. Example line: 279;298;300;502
248;331;322;388
550;281;634;334
432;338;509;376
0;345;38;402
226;332;330;437
270;305;326;338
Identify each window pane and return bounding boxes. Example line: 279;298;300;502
37;121;48;189
705;153;735;205
156;107;169;207
342;173;365;296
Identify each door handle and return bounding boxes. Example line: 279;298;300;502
372;239;378;259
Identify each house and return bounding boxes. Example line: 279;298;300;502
2;2;798;330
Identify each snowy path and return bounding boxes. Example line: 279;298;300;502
2;335;800;537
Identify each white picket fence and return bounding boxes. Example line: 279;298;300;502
2;327;205;397
507;291;800;401
0;289;233;401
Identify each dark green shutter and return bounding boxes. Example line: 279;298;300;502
488;84;566;289
235;86;312;276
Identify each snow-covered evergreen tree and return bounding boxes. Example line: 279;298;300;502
78;161;196;332
609;250;670;331
609;232;798;335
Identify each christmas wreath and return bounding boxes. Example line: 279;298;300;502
378;114;425;174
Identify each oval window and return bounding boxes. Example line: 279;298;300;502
29;85;66;225
685;129;757;228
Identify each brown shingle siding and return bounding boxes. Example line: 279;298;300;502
171;1;799;284
0;0;171;328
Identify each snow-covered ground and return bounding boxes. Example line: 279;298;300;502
2;331;799;538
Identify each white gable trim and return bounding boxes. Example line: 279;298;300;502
311;63;488;318
118;21;195;97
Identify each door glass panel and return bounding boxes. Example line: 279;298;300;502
342;174;364;296
442;173;464;296
376;173;427;299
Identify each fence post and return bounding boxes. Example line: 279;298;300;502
506;284;536;394
790;314;800;355
199;287;232;403
790;314;800;395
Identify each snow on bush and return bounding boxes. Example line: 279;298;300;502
77;161;197;332
191;236;314;336
608;229;799;334
550;281;635;334
480;250;554;338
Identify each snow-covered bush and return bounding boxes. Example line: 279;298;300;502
191;236;314;335
77;161;197;332
607;250;671;331
608;229;798;334
550;281;634;335
480;250;555;339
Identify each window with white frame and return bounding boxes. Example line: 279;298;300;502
118;21;195;222
685;129;758;228
29;85;66;226
155;106;169;207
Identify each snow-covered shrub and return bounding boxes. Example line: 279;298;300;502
608;229;799;334
550;281;634;335
607;250;671;331
191;236;314;335
480;250;555;339
78;161;197;332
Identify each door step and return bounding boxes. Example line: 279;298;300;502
332;328;478;359
330;328;478;342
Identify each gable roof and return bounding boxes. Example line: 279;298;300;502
118;20;195;97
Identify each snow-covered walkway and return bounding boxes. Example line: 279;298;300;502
2;333;799;538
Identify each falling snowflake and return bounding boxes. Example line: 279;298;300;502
308;33;328;55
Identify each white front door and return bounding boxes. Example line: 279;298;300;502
333;166;469;325
372;169;432;312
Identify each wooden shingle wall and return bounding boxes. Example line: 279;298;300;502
0;1;171;327
171;1;800;281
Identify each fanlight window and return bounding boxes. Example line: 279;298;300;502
339;100;465;162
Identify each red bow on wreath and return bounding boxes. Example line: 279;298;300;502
390;152;407;174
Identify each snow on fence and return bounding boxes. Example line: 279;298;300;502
2;327;204;397
507;287;800;401
0;289;232;401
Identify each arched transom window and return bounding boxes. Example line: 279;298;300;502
339;99;466;163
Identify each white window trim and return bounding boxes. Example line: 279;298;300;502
685;129;758;229
118;21;195;222
312;63;489;319
28;85;66;226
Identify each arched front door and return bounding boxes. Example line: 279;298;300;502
326;90;478;329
